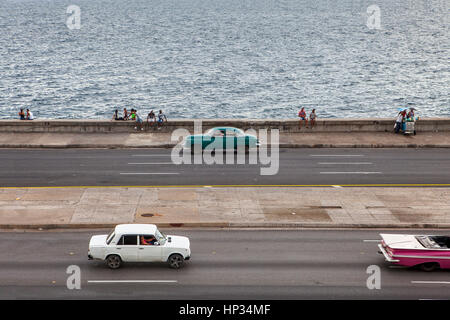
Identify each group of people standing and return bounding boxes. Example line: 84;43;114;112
394;107;416;134
113;108;168;131
298;107;317;129
18;109;34;120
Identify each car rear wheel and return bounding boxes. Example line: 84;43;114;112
106;254;122;269
419;262;439;272
168;254;184;269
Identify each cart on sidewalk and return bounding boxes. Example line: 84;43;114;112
404;120;416;135
397;107;417;135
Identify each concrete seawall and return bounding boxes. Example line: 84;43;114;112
1;118;450;133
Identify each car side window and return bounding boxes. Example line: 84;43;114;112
212;130;224;137
140;235;157;245
117;235;138;245
226;130;238;137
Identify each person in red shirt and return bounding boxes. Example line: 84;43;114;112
140;235;156;245
298;107;308;129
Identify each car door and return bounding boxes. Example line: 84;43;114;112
206;129;225;150
225;129;239;149
138;235;163;262
115;235;139;262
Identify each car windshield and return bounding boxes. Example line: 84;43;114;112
206;129;224;137
106;230;115;245
155;229;166;244
231;129;244;136
415;236;441;249
428;236;450;248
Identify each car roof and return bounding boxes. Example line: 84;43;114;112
210;127;242;132
114;224;157;235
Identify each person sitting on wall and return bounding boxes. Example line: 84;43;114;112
298;107;308;129
18;109;25;120
134;111;144;131
26;109;34;120
147;110;156;128
130;109;136;121
157;110;167;129
112;109;123;120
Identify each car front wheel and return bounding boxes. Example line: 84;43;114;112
106;254;122;269
168;254;184;269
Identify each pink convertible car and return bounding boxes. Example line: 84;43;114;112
378;233;450;271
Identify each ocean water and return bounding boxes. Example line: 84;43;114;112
0;0;448;119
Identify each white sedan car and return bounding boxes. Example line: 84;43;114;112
88;224;191;269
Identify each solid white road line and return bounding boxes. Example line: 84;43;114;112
131;154;171;157
310;155;365;157
320;172;381;174
128;162;174;165
120;173;180;175
87;280;178;284
318;162;373;165
411;281;450;285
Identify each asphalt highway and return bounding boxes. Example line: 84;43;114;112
0;229;449;299
1;148;450;187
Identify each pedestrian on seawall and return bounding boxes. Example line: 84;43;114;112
18;109;25;120
394;109;406;134
134;111;144;131
130;109;137;121
157;109;167;129
26;109;34;120
309;109;317;128
147;110;156;129
298;107;308;129
112;109;124;120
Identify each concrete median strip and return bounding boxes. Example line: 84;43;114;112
0;186;450;230
0;124;450;149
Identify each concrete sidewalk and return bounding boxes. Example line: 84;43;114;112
1;186;450;229
1;131;450;148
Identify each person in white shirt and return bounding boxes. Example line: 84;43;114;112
26;109;34;120
157;110;168;130
309;109;317;128
134;112;144;131
395;110;406;133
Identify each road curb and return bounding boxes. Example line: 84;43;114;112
1;143;450;149
0;144;176;149
2;222;450;230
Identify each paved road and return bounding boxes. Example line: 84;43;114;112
1;148;450;187
1;229;449;299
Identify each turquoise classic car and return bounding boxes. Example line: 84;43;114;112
183;127;259;151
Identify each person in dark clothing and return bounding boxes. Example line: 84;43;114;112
18;109;25;120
